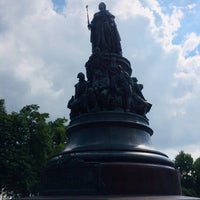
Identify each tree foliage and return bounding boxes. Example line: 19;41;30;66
193;157;200;195
175;151;200;197
0;99;67;197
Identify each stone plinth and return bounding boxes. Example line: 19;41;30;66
40;112;181;196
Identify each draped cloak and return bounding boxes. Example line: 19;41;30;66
90;10;122;55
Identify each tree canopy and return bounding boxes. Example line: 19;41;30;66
0;99;67;198
175;151;200;197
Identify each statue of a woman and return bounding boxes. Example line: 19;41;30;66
88;2;122;55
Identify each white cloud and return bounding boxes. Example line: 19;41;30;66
181;32;200;57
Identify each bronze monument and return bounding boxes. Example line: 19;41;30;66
40;3;181;196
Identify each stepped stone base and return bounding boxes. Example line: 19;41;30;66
40;113;182;196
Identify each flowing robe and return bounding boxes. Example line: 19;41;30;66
90;10;122;55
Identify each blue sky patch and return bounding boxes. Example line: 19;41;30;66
52;0;67;13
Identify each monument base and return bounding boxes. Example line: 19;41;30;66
40;112;181;196
40;151;181;196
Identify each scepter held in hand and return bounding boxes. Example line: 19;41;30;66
86;5;91;30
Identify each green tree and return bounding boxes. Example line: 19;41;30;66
19;105;51;195
175;151;196;196
48;117;67;156
0;99;6;113
193;157;200;197
0;100;68;197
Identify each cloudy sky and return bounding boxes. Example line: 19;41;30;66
1;0;200;160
